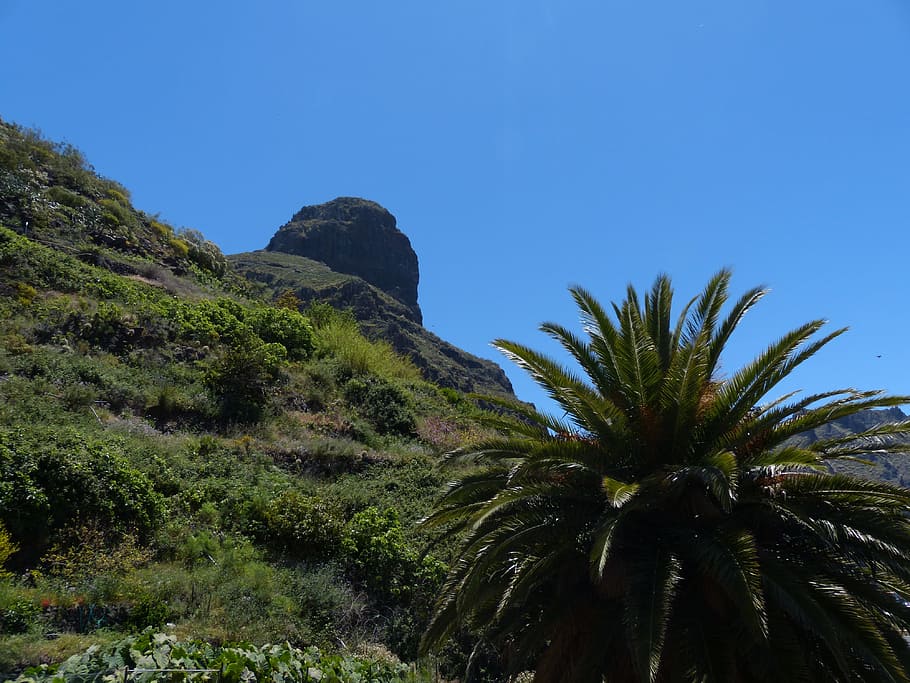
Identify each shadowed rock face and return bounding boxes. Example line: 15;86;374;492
266;197;422;323
242;196;516;396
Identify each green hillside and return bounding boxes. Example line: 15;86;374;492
0;119;506;680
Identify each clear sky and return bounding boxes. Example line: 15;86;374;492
2;1;909;413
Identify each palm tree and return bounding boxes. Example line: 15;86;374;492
421;270;910;683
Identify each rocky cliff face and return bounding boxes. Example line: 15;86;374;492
233;197;515;397
266;197;422;324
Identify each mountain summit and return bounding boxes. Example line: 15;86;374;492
267;197;422;324
231;198;514;396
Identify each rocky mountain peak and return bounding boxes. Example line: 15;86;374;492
266;197;422;323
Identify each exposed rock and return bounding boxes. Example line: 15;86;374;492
236;197;517;396
266;197;422;324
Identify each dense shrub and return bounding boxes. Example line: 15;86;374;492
342;507;444;603
163;298;245;347
0;428;163;561
344;377;416;436
261;490;344;560
148;219;171;238
204;339;287;422
245;306;314;360
179;228;228;277
0;521;17;576
293;357;340;412
304;300;350;330
98;198;133;226
0;597;39;636
168;237;190;257
274;289;302;312
46;186;89;209
42;525;153;599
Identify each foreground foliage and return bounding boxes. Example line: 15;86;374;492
12;631;413;682
423;271;910;682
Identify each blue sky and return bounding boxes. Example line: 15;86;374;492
2;1;909;413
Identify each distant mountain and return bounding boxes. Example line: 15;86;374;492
792;407;910;486
230;198;515;397
792;406;908;446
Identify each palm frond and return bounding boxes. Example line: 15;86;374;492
493;339;622;435
644;273;674;371
701;321;840;446
623;546;682;683
676;527;768;641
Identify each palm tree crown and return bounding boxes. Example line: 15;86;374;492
421;270;910;683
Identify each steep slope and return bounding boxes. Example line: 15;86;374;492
0;120;501;677
230;198;515;397
0;117;514;398
0;118;229;283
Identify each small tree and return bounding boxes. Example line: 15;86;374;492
274;289;302;312
205;338;287;422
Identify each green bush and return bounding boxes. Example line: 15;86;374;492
42;525;153;592
168;237;190;258
179;228;228;277
304;300;352;330
98;198;133;226
0;521;18;575
61;383;97;411
274;289;302;312
148;219;172;238
46;186;89;209
126;595;171;630
344;377;416;436
104;187;130;204
204;339;287;422
0;599;39;635
293;357;340;412
342;507;443;603
163;298;249;347
245;306;314;360
262;490;344;560
294;564;363;643
0;428;164;560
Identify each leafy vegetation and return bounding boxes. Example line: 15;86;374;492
0;427;163;564
0;118;231;282
11;631;416;682
422;271;910;682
